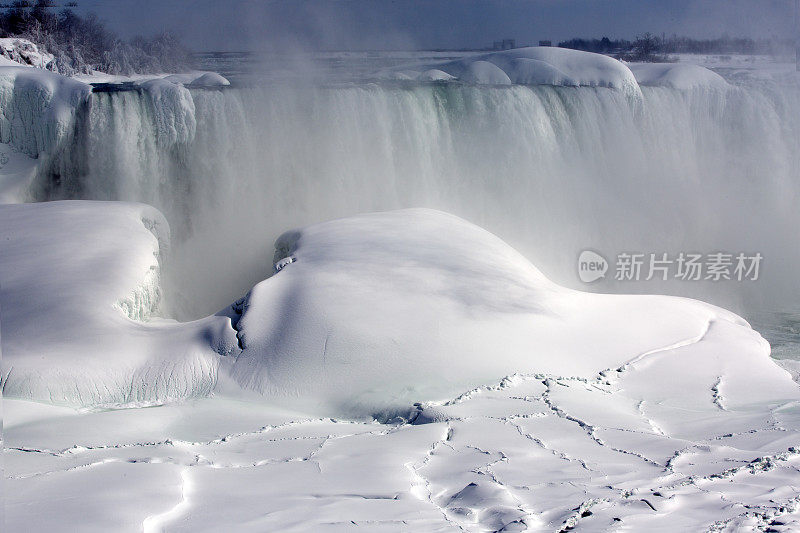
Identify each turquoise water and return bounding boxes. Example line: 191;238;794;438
749;309;800;361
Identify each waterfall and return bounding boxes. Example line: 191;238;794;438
35;81;800;320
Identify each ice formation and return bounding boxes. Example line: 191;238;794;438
0;66;90;157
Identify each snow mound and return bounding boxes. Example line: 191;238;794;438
459;60;512;85
188;72;231;87
0;38;55;70
628;62;729;90
0;66;90;157
2;205;794;418
417;69;455;82
0;201;238;407
162;71;230;87
224;208;782;417
416;47;642;98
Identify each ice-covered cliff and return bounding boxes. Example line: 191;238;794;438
0;66;90;158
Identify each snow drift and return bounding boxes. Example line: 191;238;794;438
628;62;728;90
0;201;238;407
391;47;642;98
224;208;796;417
4;201;794;419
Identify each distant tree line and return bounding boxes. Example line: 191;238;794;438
559;33;795;62
0;0;194;74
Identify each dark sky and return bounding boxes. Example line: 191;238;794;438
74;0;797;52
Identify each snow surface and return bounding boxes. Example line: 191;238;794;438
387;47;642;99
0;201;238;406
160;71;231;87
226;208;795;418
628;62;729;90
417;68;456;81
2;203;799;530
0;143;37;202
1;54;798;529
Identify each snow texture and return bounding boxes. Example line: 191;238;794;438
0;38;55;70
3;204;794;421
392;47;642;99
628;62;729;90
2;204;798;531
0;201;238;407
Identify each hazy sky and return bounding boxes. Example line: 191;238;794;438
75;0;797;52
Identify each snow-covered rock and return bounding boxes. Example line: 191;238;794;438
0;37;55;70
0;66;90;157
2;205;795;421
0;200;238;407
224;208;794;418
629;62;729;90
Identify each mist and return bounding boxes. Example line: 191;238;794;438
32;77;799;321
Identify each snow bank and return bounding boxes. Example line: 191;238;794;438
162;71;231;87
2;205;794;418
0;144;38;202
224;208;789;417
628;62;728;90
187;72;231;87
0;66;90;157
405;47;642;98
0;201;238;407
459;60;512;85
417;69;455;82
0;38;55;70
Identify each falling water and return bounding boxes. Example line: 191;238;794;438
35;80;800;321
